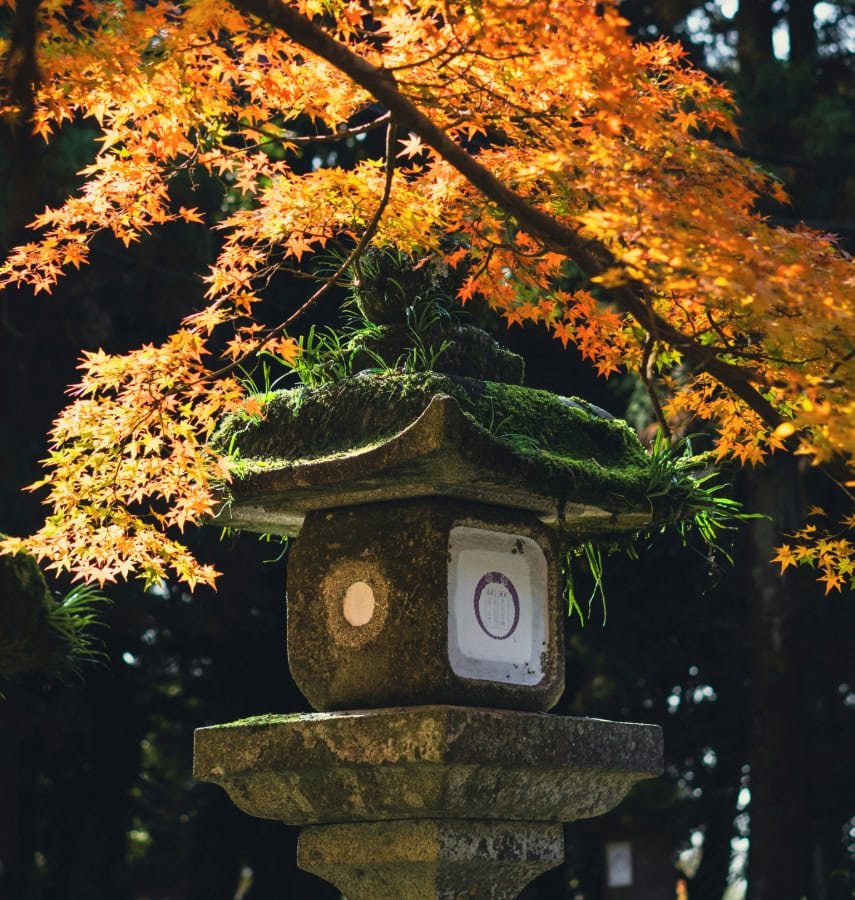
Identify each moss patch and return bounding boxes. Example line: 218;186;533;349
217;374;640;463
214;373;652;510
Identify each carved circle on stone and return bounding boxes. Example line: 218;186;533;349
473;571;520;640
343;581;375;627
322;561;389;649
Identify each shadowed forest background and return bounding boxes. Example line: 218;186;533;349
1;0;854;897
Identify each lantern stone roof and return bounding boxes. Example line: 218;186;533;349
213;372;655;538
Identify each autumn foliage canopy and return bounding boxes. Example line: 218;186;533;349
0;0;852;591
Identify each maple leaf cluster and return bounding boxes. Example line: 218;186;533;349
0;0;852;591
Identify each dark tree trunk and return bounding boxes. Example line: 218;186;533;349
736;0;777;80
1;0;45;254
745;460;811;900
787;0;817;66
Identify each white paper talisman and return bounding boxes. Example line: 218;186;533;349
447;525;548;685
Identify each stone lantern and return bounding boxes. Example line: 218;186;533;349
194;347;664;897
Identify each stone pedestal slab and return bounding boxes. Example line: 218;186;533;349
193;705;663;825
297;819;564;900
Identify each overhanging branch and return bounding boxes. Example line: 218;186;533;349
228;0;783;428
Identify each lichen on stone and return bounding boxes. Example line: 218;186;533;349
206;713;305;729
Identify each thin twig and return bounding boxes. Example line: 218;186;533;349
263;119;398;337
205;119;398;379
641;333;670;439
242;111;391;146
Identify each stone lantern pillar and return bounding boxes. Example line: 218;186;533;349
193;365;664;899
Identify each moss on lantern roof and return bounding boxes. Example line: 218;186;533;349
214;373;652;513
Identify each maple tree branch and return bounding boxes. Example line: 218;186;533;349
228;0;783;428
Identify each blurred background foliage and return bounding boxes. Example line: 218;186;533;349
1;0;854;897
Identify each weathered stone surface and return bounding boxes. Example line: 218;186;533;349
350;321;527;385
298;819;563;900
212;374;653;539
1;547;69;676
193;706;663;826
286;499;563;712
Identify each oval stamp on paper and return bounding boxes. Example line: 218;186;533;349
473;571;520;640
